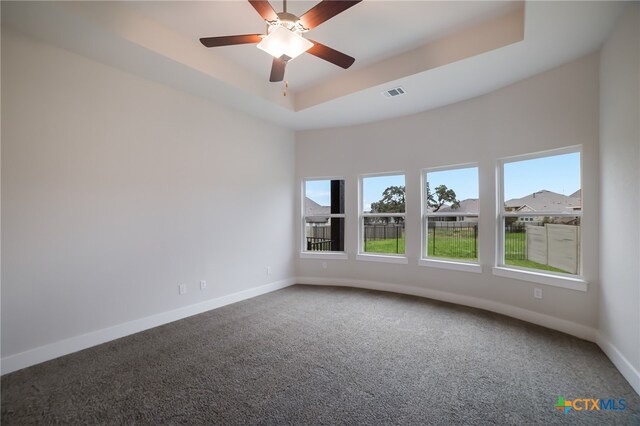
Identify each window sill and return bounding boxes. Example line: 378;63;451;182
419;258;482;274
356;254;408;265
492;266;588;292
299;252;348;260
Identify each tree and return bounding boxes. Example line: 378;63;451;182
426;182;460;212
371;185;405;223
369;183;460;222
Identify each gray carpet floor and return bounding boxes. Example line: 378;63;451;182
2;285;639;425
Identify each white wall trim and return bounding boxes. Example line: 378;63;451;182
418;258;483;274
8;277;637;399
1;278;296;376
299;252;348;260
356;254;409;264
596;332;640;396
296;276;597;341
298;277;640;395
492;266;588;292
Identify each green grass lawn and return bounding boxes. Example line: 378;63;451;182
364;230;571;273
426;230;477;260
365;231;477;259
365;237;405;254
504;231;524;255
504;259;568;273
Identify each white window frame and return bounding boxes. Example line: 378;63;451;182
301;177;347;260
357;172;408;264
419;164;481;273
494;146;587;291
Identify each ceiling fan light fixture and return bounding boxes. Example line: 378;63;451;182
257;26;313;60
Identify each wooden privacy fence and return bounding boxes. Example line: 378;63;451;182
527;223;580;274
306;226;332;251
306;224;407;252
364;223;405;254
306;222;579;273
363;223;405;241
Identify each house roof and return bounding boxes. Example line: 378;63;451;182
430;198;479;215
304;197;330;222
505;190;581;213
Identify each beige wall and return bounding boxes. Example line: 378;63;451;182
3;6;638;391
599;3;640;389
1;29;296;359
296;53;600;329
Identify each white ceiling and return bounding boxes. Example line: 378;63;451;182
2;1;626;130
126;1;521;90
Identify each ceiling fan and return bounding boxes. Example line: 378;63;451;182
199;0;361;82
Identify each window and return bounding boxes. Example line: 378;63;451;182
498;148;582;277
360;173;406;257
423;165;479;264
303;179;345;254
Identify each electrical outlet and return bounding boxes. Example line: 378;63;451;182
179;284;187;295
200;280;207;290
322;262;328;269
534;288;542;299
266;266;272;275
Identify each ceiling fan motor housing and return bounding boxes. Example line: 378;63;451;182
268;12;308;34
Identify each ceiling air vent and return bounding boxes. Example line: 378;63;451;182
382;86;406;98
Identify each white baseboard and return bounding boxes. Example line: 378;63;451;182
299;276;640;396
1;278;296;375
6;277;637;398
596;332;640;396
296;276;597;341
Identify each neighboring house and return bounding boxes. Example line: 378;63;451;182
504;189;582;222
304;197;330;224
427;198;479;222
513;205;537;222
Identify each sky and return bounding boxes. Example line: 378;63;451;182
503;152;580;200
427;167;479;202
362;174;405;213
305;180;332;206
305;152;581;209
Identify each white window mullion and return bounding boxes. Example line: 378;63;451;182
303;178;346;254
359;172;406;257
497;147;583;280
423;165;479;265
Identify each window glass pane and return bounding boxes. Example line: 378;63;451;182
504;216;581;274
304;217;345;252
424;167;479;261
501;151;581;275
425;167;479;213
426;218;478;260
303;179;345;252
504;152;581;212
362;175;405;214
304;179;344;215
363;217;405;254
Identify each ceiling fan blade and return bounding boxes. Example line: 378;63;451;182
307;41;355;69
269;56;288;82
248;0;278;21
200;34;263;47
299;0;362;29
